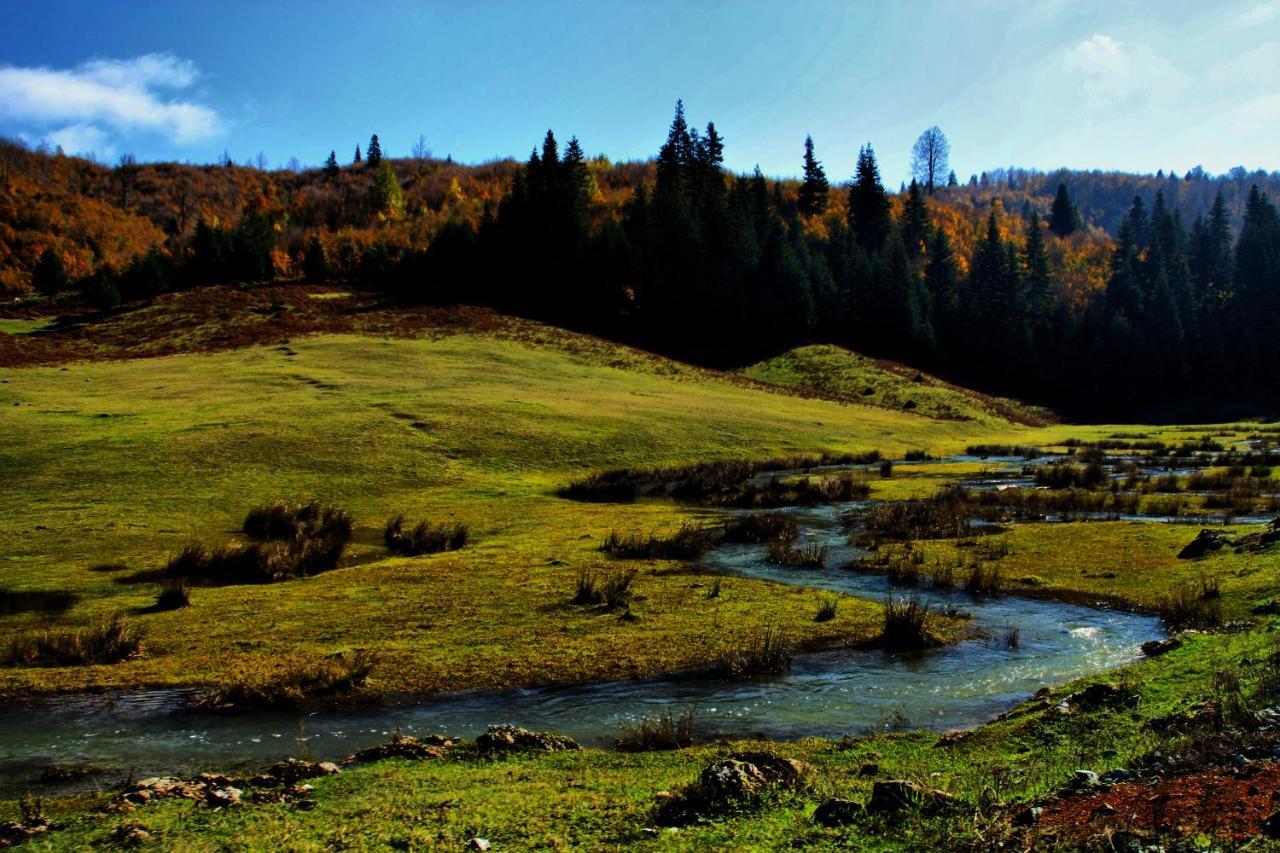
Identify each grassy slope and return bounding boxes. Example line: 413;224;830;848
0;330;1020;696
742;344;1053;427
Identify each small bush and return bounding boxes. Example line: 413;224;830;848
904;449;934;462
765;539;827;568
384;515;469;555
815;596;839;622
964;563;1001;595
1158;581;1223;629
616;707;695;751
153;580;190;611
881;597;935;650
573;569;637;610
719;627;792;676
7;614;142;666
194;650;375;710
722;513;798;544
602;523;715;559
244;501;352;544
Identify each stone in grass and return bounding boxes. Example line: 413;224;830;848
865;780;957;817
343;733;457;764
252;758;340;786
654;752;814;826
813;797;863;827
475;724;580;754
467;839;492;851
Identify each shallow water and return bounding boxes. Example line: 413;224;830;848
0;498;1163;796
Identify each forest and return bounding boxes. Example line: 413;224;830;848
4;104;1279;419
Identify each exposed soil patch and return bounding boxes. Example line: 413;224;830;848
1033;761;1280;845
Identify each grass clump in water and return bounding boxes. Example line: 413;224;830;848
880;597;937;651
765;539;827;568
602;523;716;559
616;707;696;751
718;626;792;676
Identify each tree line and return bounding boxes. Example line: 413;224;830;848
18;106;1280;418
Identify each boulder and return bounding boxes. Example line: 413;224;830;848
204;786;242;808
1141;638;1181;657
697;759;769;802
467;839;492;851
1263;810;1280;839
475;725;580;754
344;733;455;765
1178;529;1231;559
254;758;340;786
655;751;814;826
865;780;957;816
813;797;863;827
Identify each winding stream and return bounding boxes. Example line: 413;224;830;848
0;497;1163;797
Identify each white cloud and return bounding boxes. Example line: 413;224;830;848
0;53;220;149
1062;34;1192;109
46;123;113;157
1229;1;1280;29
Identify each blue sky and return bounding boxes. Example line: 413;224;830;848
2;0;1278;182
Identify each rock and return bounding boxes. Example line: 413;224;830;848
727;752;812;790
813;797;863;827
1100;769;1134;784
865;780;957;816
655;751;813;826
1011;805;1042;827
1141;637;1181;657
1064;684;1123;712
859;763;879;777
1091;802;1117;819
467;839;492;851
475;725;580;754
1232;753;1250;768
698;759;769;802
1178;529;1232;559
344;733;456;764
254;758;340;786
114;826;152;847
1072;769;1100;789
205;786;242;808
1264;811;1280;839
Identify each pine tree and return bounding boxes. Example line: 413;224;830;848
32;246;69;294
848;144;890;252
797;135;829;217
324;150;339;180
1048;183;1080;237
1022;215;1051;332
367;161;404;217
353;145;362;164
947;170;958;188
367;135;382;167
901;179;930;257
302;235;331;282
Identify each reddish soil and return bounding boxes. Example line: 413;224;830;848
1032;761;1280;845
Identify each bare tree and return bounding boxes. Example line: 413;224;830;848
287;155;302;174
255;150;269;171
411;134;431;162
910;126;950;194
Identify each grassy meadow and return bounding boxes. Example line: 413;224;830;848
2;303;1279;849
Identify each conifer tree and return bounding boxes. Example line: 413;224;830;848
324;150;339;180
367;135;382;167
848;144;890;252
354;145;362;164
901;179;930;257
797;135;829;217
1048;183;1080;237
32;246;69;294
302;235;331;282
367;161;403;217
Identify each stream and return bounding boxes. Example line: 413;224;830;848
0;495;1164;797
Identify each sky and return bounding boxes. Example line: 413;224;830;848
1;0;1278;183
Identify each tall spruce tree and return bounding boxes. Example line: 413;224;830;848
797;135;829;217
324;150;339;180
1048;183;1080;237
353;144;362;164
367;135;382;167
848;144;890;252
901;179;930;257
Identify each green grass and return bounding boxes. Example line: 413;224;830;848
0;332;1021;696
5;314;1280;848
0;317;53;335
741;344;1053;427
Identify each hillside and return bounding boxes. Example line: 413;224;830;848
742;344;1054;427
